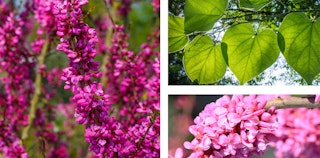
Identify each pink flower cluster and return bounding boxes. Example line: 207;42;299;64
0;121;28;158
31;0;58;54
184;95;277;158
272;108;320;158
315;94;320;103
117;0;131;17
54;0;107;125
102;24;160;156
53;0;160;156
0;1;33;157
0;3;33;125
0;0;159;156
152;0;160;12
52;0;118;156
105;25;160;121
33;0;57;35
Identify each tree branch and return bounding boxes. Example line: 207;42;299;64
100;0;117;89
22;37;49;140
222;9;320;22
265;96;320;109
227;8;320;14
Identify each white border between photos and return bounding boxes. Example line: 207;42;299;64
167;86;320;95
160;0;169;157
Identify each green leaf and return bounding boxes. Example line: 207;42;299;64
279;13;320;84
239;0;272;11
222;23;280;85
183;35;227;84
184;0;228;34
277;32;285;52
169;14;188;53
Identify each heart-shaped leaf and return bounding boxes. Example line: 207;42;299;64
222;23;280;85
169;14;189;53
239;0;272;11
279;13;320;84
184;0;228;34
183;35;227;84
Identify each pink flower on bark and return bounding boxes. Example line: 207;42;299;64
184;95;277;158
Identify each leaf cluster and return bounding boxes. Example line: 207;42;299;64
169;0;320;85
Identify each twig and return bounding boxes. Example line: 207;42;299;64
135;110;159;153
275;0;288;10
265;96;320;109
223;9;320;21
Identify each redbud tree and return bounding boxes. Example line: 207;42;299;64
0;0;159;157
169;95;320;158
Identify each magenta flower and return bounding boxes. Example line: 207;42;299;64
54;0;160;156
184;95;277;158
152;0;160;12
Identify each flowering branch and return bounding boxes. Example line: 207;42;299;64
22;37;50;140
265;96;320;109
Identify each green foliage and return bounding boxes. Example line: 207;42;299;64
128;1;155;52
184;35;227;84
222;23;279;84
45;52;68;70
169;0;320;85
169;0;185;15
169;52;200;85
169;14;189;53
279;13;320;84
290;0;305;4
184;0;228;33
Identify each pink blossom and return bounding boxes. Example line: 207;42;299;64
271;108;320;158
169;148;184;158
315;94;320;103
184;95;278;157
0;2;33;157
152;0;160;12
55;0;160;156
